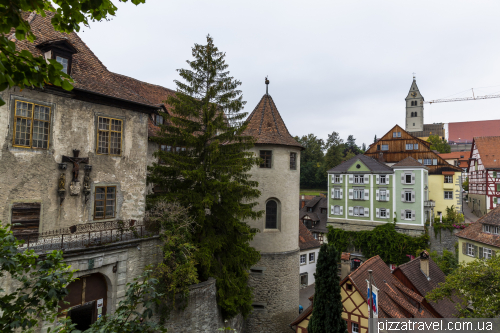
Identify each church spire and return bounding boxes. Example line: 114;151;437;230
405;76;424;132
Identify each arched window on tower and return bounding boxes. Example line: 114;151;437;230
414;111;417;117
265;200;278;229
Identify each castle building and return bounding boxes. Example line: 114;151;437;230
242;80;303;333
405;78;445;140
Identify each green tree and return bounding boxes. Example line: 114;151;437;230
324;131;344;173
462;177;469;191
427;134;451;153
427;254;500;318
83;270;167;333
344;135;362;155
428;249;458;276
307;244;346;333
0;223;76;333
373;135;377;144
295;134;326;189
147;35;261;319
361;143;366;152
0;0;145;106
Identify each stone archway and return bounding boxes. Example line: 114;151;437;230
60;273;108;330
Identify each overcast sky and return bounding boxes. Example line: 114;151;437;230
79;0;500;148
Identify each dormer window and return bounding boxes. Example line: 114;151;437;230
56;56;69;74
155;114;164;125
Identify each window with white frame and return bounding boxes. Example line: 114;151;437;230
353;189;364;200
380;175;387;184
300;254;306;265
433;159;438;165
444;191;453;199
444;175;453;183
380;190;387;201
313;233;318;240
333;188;341;199
380;209;387;218
334;205;341;215
484;247;492;259
467;243;475;257
483;224;499;234
393;132;401;138
405;191;412;202
334;175;341;183
423;159;432;165
309;252;315;262
381;144;389;151
406;144;413;150
353;206;364;217
405;174;412;184
354;175;364;184
405;210;412;220
352;322;359;333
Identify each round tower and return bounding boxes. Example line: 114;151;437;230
405;76;425;132
243;78;302;332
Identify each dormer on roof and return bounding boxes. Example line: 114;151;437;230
36;38;78;75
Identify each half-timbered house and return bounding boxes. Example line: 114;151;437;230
467;136;500;217
365;125;462;219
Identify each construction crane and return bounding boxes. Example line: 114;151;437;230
425;88;500;104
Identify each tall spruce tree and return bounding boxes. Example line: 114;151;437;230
308;244;347;333
147;35;262;319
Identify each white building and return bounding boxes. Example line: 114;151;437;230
299;222;321;288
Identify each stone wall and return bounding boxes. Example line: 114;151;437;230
245;249;300;333
428;227;460;255
163;278;244;333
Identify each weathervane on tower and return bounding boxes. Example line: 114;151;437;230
265;76;269;95
412;72;416;79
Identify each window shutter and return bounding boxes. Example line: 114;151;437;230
401;174;405;183
340;175;343;183
331;205;334;215
340;206;343;215
411;191;415;202
364;189;369;200
376;175;380;184
376;189;380;200
473;245;478;258
364;207;369;216
349;175;353;184
401;210;405;219
349;189;353;200
412;210;416;220
479;247;483;259
401;191;405;201
364;175;369;183
462;242;466;255
349;207;353;216
11;202;41;234
331;189;335;198
411;173;415;184
387;175;391;185
340;189;343;199
387;190;390;201
331;175;335;183
386;209;390;219
376;208;380;218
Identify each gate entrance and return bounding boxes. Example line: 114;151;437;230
60;273;107;329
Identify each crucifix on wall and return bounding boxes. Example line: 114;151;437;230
62;150;89;196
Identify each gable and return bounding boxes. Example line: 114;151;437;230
347;159;370;172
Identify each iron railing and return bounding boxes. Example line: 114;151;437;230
15;220;158;253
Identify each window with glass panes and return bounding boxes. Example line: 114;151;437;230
333;188;341;199
265;200;277;229
353;206;364;216
56;56;68;74
334;175;341;183
444;191;453;199
97;117;122;155
300;254;306;265
334;205;340;215
405;191;412;202
405;210;412;220
379;190;387;201
290;152;297;170
380;175;387;184
353;189;363;200
444;175;453;183
467;243;474;256
94;186;116;219
309;253;315;262
354;175;364;184
260;150;272;168
13;100;51;149
380;209;387;218
484;247;492;259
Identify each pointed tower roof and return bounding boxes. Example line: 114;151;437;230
243;79;302;148
405;77;424;101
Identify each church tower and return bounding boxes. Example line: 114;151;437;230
243;78;302;333
405;77;424;132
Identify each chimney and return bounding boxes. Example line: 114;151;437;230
301;195;305;208
420;251;430;280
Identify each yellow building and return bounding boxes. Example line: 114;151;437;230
456;206;500;263
428;171;462;219
290;256;433;333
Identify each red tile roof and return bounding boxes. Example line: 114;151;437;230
456;206;500;248
438;152;470;160
392;156;428;168
448;120;500;142
242;94;302;148
473;136;500;169
299;222;321;250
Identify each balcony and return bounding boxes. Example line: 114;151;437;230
424;200;435;208
14;220;158;253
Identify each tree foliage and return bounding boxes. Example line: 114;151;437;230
0;223;76;333
147;35;261;319
428;249;458;276
0;0;145;106
327;223;429;265
427;134;451;153
462;177;469;192
296;134;326;189
307;244;346;333
427;254;500;318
